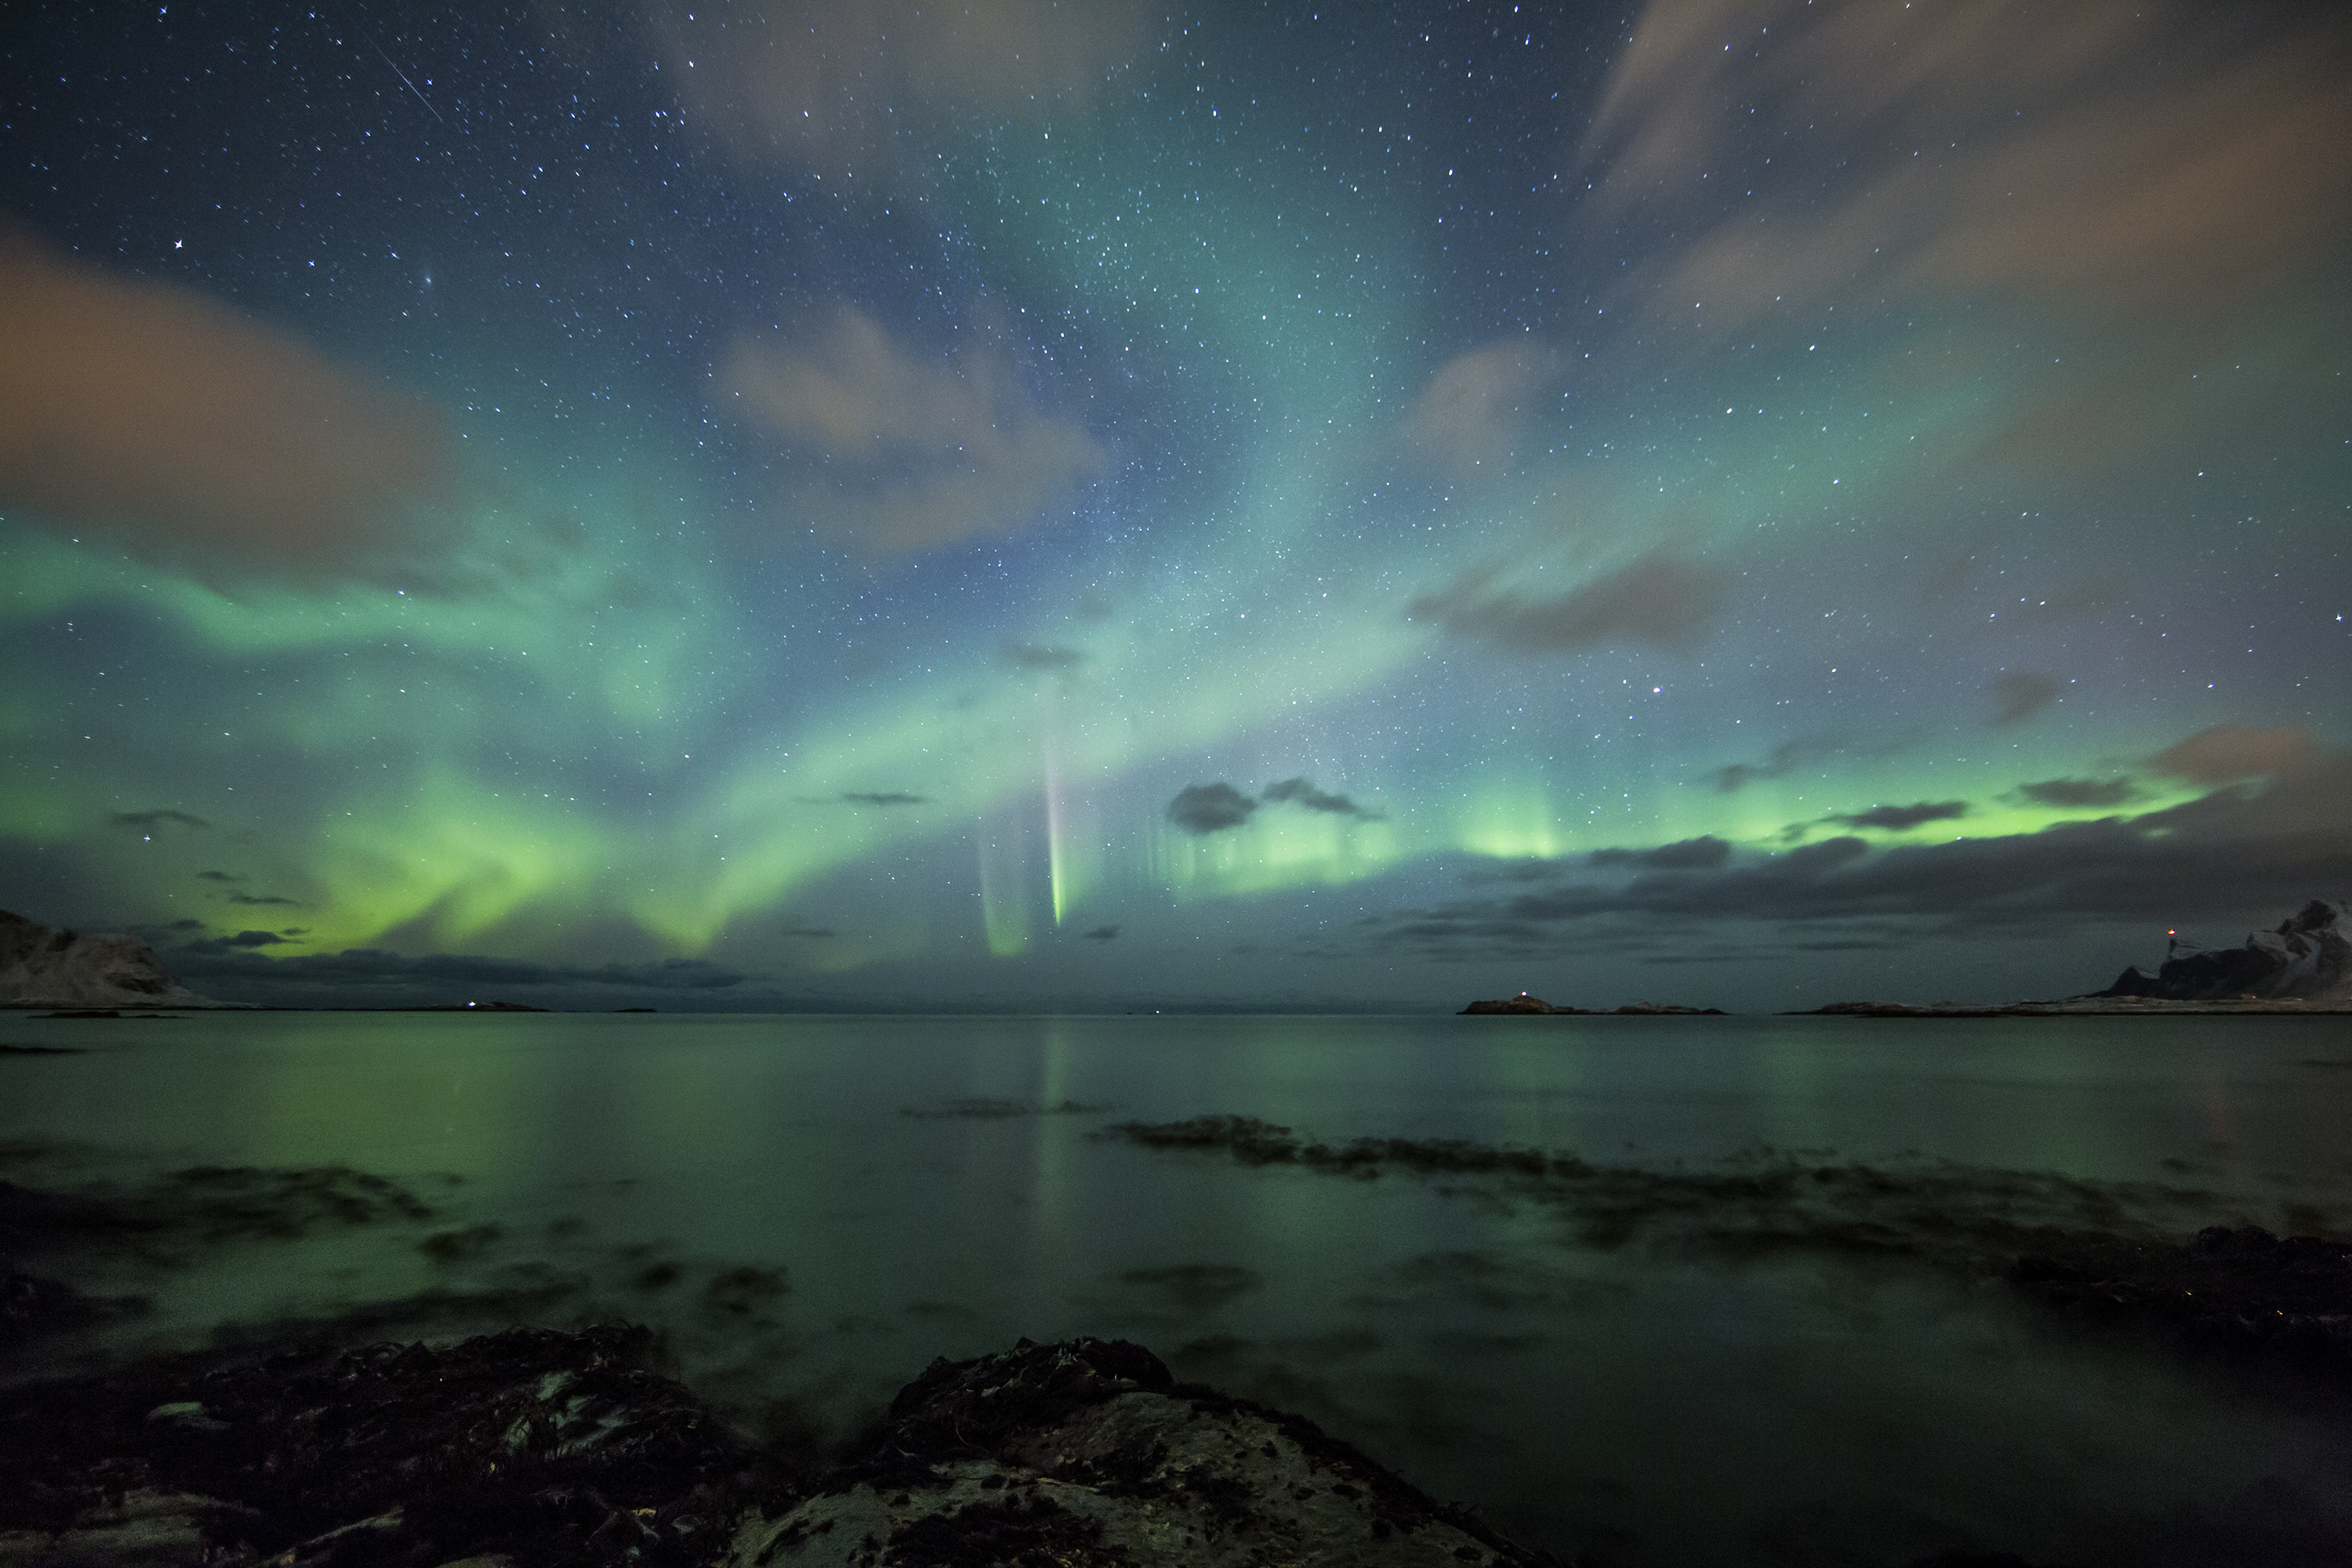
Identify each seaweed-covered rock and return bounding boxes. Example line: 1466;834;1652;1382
720;1335;1543;1567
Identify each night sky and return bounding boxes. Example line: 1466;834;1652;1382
3;1;2347;1011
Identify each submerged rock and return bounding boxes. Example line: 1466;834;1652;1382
721;1335;1542;1568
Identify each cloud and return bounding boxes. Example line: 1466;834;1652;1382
659;0;1149;187
1590;835;1732;871
1707;728;1924;794
0;227;458;580
723;307;1105;552
1406;342;1557;477
1001;642;1085;672
110;809;209;831
1380;735;2352;953
1991;672;2060;727
227;893;301;906
195;869;245;883
1573;2;2352;495
1167;782;1257;836
840;792;927;808
1709;742;1805;794
1407;550;1728;655
1833;801;1969;832
179;929;293;954
2147;724;2317;784
1582;3;2352;337
1259;778;1383;822
1082;925;1121;941
2019;778;2136;810
173;946;750;993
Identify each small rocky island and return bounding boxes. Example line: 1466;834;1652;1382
1461;993;1724;1015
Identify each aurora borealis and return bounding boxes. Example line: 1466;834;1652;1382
2;1;2347;1010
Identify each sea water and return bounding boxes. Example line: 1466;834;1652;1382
3;1011;2349;1567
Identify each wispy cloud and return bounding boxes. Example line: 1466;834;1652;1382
1405;341;1557;478
1990;672;2060;727
723;306;1105;552
111;809;210;831
661;0;1149;187
1408;550;1728;655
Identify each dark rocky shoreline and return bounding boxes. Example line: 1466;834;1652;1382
6;1256;2347;1568
0;1330;1547;1567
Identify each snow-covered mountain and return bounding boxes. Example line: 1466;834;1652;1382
0;909;212;1008
2100;899;2352;1003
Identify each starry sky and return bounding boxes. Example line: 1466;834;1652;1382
2;0;2347;1011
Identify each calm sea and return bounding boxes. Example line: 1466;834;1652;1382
4;1011;2349;1566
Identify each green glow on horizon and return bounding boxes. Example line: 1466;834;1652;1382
1152;811;1403;900
1453;779;1567;861
978;830;1034;958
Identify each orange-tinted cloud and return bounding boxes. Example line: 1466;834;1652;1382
2147;724;2318;785
0;226;458;580
1584;2;2352;333
1577;2;2352;492
722;307;1105;553
660;0;1148;186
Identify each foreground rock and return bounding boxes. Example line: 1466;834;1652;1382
724;1336;1540;1568
0;1323;754;1566
0;909;212;1010
0;1330;1543;1566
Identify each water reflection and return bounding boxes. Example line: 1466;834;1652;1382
2;1011;2348;1566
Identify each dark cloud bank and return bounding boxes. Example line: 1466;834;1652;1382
1384;735;2352;962
171;946;749;1007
